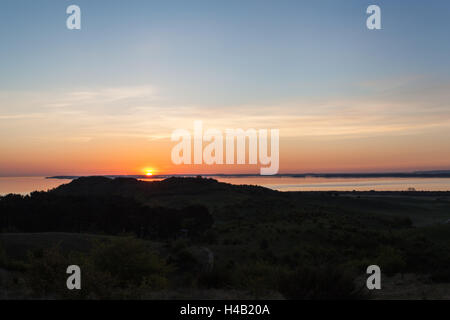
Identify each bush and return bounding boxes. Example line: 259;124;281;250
25;237;170;299
259;239;269;251
26;246;72;298
431;269;450;283
201;230;218;244
375;246;406;276
278;265;366;300
232;261;286;297
198;266;233;289
89;237;169;287
0;242;6;267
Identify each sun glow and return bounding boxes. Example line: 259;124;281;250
144;168;154;176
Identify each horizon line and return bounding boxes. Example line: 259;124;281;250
43;170;450;180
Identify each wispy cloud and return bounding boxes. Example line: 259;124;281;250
1;80;449;144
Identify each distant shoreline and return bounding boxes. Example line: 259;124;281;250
47;171;450;180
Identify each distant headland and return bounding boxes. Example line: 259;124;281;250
47;170;450;180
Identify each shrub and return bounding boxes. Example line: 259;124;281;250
0;242;6;267
278;265;366;300
88;237;170;287
26;246;72;298
259;239;269;251
232;261;286;297
375;246;406;276
25;237;170;299
198;266;233;289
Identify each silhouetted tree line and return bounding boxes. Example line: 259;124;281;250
0;192;213;239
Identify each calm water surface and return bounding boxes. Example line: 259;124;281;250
216;177;450;191
0;177;72;195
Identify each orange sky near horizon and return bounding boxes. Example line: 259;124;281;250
1;82;450;177
1;127;450;177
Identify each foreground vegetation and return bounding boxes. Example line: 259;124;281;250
1;177;450;299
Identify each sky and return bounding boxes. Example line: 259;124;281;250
1;0;450;176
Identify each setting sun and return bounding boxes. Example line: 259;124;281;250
144;168;155;176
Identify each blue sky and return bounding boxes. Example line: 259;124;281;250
1;0;449;104
1;0;450;175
